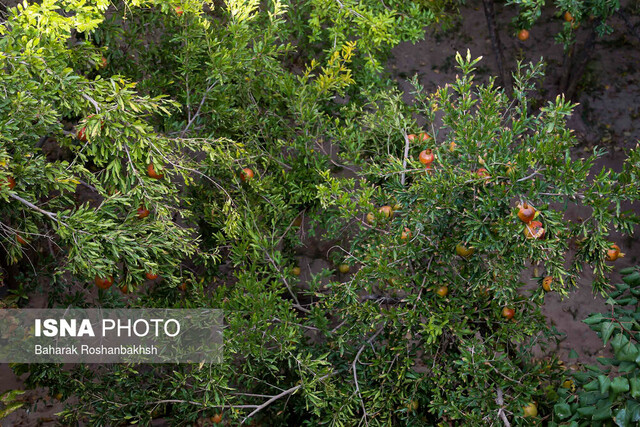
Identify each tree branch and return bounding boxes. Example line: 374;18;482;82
481;0;511;94
81;93;101;113
352;327;384;425
9;193;69;227
495;387;511;427
240;373;333;424
401;129;411;186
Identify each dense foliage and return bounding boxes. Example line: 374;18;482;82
1;0;639;425
552;266;640;426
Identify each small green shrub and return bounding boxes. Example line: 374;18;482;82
552;266;640;426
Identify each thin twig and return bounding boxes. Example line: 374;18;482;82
240;373;333;424
150;399;258;409
181;81;217;137
495;387;511;427
263;250;311;313
516;170;543;182
9;193;69;226
617;10;640;42
352;327;384;426
400;129;411;186
481;0;511;94
81;93;101;113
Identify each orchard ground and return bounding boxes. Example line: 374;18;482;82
1;0;639;424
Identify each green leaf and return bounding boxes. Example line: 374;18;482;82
630;377;640;399
574;372;593;382
616;297;637;306
554;403;572;419
0;389;25;403
611;377;630;394
601;322;617;346
0;401;24;419
614;408;628;427
577;406;596;417
623;272;640;285
599;375;612;394
593;401;612;420
618;361;636;373
584;313;605;325
618;342;640;362
580;391;606;406
612;334;630;353
628;400;640;422
584;380;599;391
615;283;631;292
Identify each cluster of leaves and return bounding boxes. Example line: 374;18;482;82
0;0;212;291
551;266;640;426
507;0;623;48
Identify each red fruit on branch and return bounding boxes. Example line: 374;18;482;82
518;29;530;41
379;205;393;218
338;264;350;274
436;286;448;297
3;176;16;190
147;163;164;179
401;228;411;240
502;307;515;319
240;168;254;181
517;203;536;223
77;126;87;142
476;168;490;179
523;402;538;417
456;243;474;258
523;220;545;239
419;149;435;165
137;206;150;219
366;212;375;224
606;244;625;261
95;275;114;290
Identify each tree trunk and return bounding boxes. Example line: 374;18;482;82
560;23;599;100
482;0;512;95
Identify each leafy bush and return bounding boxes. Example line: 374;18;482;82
0;0;206;292
312;51;639;424
551;266;640;426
